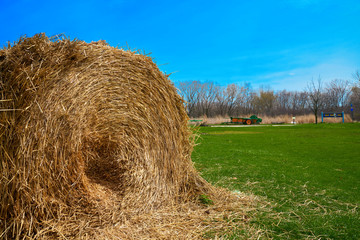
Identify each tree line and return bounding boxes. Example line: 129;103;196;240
177;72;360;122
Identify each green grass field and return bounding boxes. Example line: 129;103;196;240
192;123;360;239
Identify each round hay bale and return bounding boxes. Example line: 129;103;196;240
0;34;219;239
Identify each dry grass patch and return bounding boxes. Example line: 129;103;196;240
196;114;353;125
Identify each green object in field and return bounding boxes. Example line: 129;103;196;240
230;115;262;125
198;194;214;205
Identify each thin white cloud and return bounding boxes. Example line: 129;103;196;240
267;59;358;91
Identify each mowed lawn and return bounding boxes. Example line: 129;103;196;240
192;123;360;239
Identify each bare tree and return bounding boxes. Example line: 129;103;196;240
240;83;254;114
225;84;240;116
215;86;228;116
307;77;324;124
252;88;277;115
350;86;360;119
325;79;351;111
275;90;291;114
176;80;326;119
350;71;360;120
353;70;360;83
289;91;309;115
216;83;254;116
198;82;218;117
178;81;201;117
215;84;239;116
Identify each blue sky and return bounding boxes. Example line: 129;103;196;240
1;0;359;91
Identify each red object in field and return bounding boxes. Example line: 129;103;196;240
230;115;262;125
